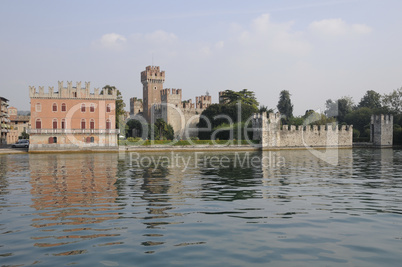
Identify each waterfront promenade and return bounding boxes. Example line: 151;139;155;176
0;146;28;154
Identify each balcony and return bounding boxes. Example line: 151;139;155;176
27;129;120;134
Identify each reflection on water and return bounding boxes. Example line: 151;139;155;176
29;154;119;255
0;149;401;266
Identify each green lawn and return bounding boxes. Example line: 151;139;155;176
118;139;259;146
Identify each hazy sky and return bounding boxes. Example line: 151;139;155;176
1;0;401;115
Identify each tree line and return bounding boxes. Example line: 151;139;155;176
275;88;402;144
108;83;402;144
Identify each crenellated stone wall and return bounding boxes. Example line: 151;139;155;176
252;112;353;149
130;97;143;116
29;81;117;99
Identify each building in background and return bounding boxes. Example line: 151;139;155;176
7;106;30;144
0;97;11;145
130;66;212;138
28;81;119;151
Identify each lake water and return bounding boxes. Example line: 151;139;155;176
0;149;401;266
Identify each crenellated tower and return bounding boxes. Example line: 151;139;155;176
196;95;212;109
371;114;393;147
141;66;165;122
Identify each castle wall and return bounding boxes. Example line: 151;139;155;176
253;112;353;149
196;95;212;109
278;124;352;148
371;114;393;146
161;88;183;136
130;97;143;116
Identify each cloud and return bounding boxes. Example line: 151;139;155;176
95;33;127;50
144;30;177;43
215;41;224;49
309;18;372;37
234;13;311;56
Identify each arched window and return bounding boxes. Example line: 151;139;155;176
90;137;94;143
90;119;95;129
81;104;86;112
90;104;95;112
81;119;86;129
48;137;53;144
61;119;66;129
52;119;57;129
61;103;66;112
106;104;111;113
86;137;91;143
36;119;41;129
35;103;41;112
106;119;111;130
52;103;57;112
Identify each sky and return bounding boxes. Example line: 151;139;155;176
1;0;402;115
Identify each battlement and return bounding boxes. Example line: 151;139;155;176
252;112;353;148
161;88;182;96
371;114;393;124
130;97;142;103
130;97;143;115
371;114;393;146
280;124;352;132
196;95;212;109
141;65;165;83
182;99;194;109
29;81;117;100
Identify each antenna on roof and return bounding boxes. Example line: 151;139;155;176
152;53;154;67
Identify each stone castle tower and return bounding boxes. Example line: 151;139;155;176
131;66;212;138
141;66;165;122
371;114;393;147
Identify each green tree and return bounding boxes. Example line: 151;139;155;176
153;119;174;140
325;96;354;123
259;105;274;114
127;119;147;138
20;131;29;139
302;110;336;126
197;102;258;140
358;90;382;109
382;87;402;114
344;107;373;137
102;85;126;128
277;90;293;120
221;89;259;108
